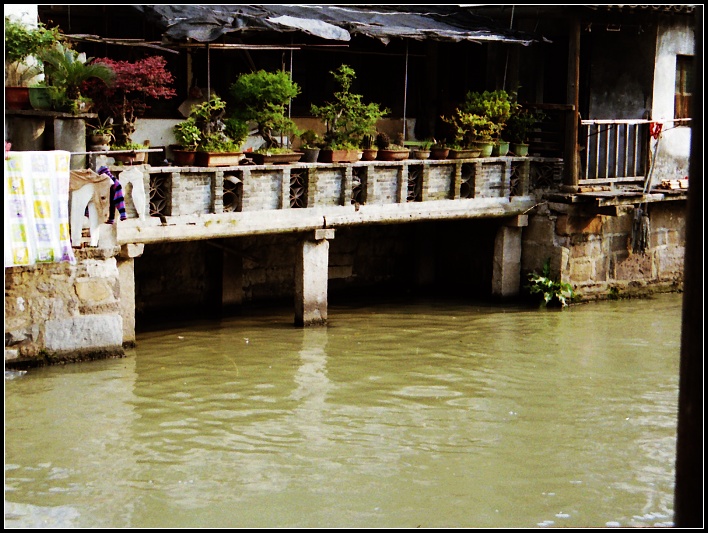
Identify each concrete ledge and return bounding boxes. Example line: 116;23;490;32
116;196;538;244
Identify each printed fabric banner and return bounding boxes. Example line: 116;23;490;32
4;151;76;267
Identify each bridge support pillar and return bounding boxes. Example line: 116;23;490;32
492;215;528;298
295;228;335;326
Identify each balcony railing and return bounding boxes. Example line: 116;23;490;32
580;119;650;185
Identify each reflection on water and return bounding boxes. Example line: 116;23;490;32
5;294;681;528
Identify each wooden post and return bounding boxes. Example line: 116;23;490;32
565;16;581;188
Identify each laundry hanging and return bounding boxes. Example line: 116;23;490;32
4;151;76;267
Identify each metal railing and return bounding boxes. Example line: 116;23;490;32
580;119;649;184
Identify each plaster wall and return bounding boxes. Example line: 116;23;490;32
651;19;694;182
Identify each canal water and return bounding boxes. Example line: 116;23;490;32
5;293;682;528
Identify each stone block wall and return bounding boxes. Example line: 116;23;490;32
521;201;686;300
5;248;126;367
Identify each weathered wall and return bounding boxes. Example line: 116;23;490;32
522;201;685;300
131;219;502;325
651;18;694;183
5;248;127;367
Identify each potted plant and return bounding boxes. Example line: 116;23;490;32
185;96;249;167
360;133;378;161
504;105;546;157
413;139;433;160
376;131;409;161
430;139;450;159
172;117;202;166
299;129;323;163
83;55;176;147
38;42;115;114
442;110;496;158
311;64;389;163
229;69;303;164
4;15;62;109
443;90;511;157
87;116;114;150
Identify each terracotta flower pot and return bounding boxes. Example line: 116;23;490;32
172;149;198;166
430;147;449;159
361;148;378;161
6;87;31;110
377;149;409;161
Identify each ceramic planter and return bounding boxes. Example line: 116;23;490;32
113;151;148;165
448;149;481;159
196;151;244;167
6;87;31;110
473;141;494;157
301;148;320;163
413;150;431;160
319;149;361;163
377;149;409;161
430;147;450;159
245;152;303;165
29;86;52;110
492;141;510;156
510;143;530;157
172;149;198;166
361;148;378;161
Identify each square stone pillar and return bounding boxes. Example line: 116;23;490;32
492;216;527;298
295;228;335;326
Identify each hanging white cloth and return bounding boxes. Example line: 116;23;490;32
5;150;76;267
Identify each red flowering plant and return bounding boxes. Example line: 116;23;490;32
82;55;176;147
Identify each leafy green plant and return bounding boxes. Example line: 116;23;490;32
4;16;62;86
525;258;575;307
229;70;301;149
185;96;248;153
442;90;513;146
311;64;389;149
39;42;115;112
300;129;323;149
503;106;546;144
112;140;147;152
173;118;202;150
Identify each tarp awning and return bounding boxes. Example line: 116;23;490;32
134;5;542;46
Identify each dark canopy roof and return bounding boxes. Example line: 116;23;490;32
134;5;542;46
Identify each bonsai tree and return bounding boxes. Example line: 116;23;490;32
442;89;511;147
442;110;498;147
4;16;62;87
311;64;389;149
187;96;248;153
299;129;323;149
229;69;301;152
83;55;176;147
39;42;115;114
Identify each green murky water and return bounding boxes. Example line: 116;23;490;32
5;293;681;528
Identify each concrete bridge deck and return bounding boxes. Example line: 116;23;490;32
107;156;561;246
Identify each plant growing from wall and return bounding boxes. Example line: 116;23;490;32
82;55;176;146
310;64;389;149
525;258;575;308
229;69;301;150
